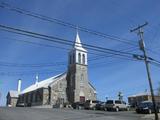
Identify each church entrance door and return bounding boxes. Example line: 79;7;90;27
80;96;85;103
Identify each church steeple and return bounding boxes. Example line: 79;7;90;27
68;31;87;66
73;31;86;52
67;31;93;104
74;31;82;48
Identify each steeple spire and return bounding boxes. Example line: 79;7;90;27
74;31;82;48
73;30;86;52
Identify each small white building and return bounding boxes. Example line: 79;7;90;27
6;90;19;107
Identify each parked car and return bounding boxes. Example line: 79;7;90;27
105;100;129;112
84;100;100;110
16;103;25;107
72;102;85;109
136;101;160;114
95;101;106;110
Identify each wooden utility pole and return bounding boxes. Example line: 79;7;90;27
131;22;159;120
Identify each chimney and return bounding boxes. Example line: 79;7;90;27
17;79;22;92
35;73;39;87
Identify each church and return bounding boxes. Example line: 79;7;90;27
6;32;97;107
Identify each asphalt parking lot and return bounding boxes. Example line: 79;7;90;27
0;107;156;120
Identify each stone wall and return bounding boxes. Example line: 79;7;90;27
50;75;67;107
67;63;96;104
43;88;49;105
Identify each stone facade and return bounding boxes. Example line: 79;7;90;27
66;32;96;104
67;64;96;103
49;74;67;106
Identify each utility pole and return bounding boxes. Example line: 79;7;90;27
131;22;159;120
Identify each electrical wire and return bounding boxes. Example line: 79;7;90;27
0;2;159;58
0;24;137;61
0;2;137;46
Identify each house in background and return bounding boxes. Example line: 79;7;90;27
128;92;160;107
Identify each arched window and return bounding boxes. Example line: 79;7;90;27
80;74;84;87
78;53;81;64
82;54;85;64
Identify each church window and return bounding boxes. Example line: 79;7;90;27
30;94;32;102
35;89;43;102
78;53;81;64
80;74;84;87
22;95;24;102
59;83;62;89
82;54;85;64
32;92;35;102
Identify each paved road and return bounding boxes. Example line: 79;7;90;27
0;107;152;120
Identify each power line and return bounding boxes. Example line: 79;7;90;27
0;70;64;76
1;2;159;58
3;36;139;60
0;24;137;61
3;36;70;51
89;47;139;61
0;37;139;69
1;36;136;63
0;61;66;68
0;2;137;46
1;24;160;68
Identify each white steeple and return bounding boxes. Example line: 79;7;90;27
68;30;87;65
73;31;86;52
74;31;82;48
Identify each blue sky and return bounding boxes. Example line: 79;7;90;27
0;0;160;106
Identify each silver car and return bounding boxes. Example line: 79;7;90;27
105;100;129;111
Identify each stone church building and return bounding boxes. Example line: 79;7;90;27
6;32;96;107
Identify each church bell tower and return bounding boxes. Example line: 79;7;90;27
67;32;89;104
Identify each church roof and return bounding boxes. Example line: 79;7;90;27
8;90;19;98
73;32;87;52
21;72;66;94
89;82;97;94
